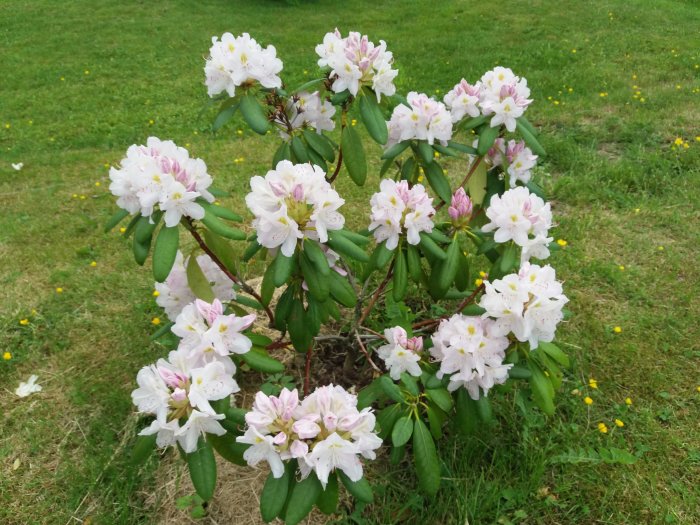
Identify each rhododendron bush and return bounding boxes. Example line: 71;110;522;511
105;29;570;524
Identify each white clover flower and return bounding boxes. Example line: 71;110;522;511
237;385;380;487
368;179;435;250
444;79;481;122
316;29;398;100
109;137;214;223
482;186;552;255
245;161;345;256
204;32;283;98
376;326;423;380
386;91;453;146
478;67;533;132
479;262;568;349
283;91;336;137
430;315;511;399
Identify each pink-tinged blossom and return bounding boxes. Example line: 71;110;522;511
279;91;336;138
430;314;511;399
448;188;473;224
376;326;423;380
478;67;533;131
444;79;481;122
316;30;397;101
504;140;538;187
369;179;435;250
482;186;552;258
237;385;380;486
479;262;568;349
246;161;345;256
204;32;283;98
386;92;453;146
109;137;214;223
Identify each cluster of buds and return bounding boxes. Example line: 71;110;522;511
448;188;474;230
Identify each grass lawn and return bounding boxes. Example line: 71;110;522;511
1;0;699;523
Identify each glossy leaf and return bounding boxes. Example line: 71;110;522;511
187;438;217;501
239;93;270;134
341;124;367;185
152;225;179;282
413;418;441;496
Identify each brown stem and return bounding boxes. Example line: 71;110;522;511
327;147;343;183
354;330;382;373
183;218;275;326
304;345;313;396
412;284;485;331
357;261;395;327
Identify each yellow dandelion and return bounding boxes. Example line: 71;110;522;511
615;419;624;428
584;396;593;405
95;181;101;187
674;137;684;146
4;123;10;129
152;290;160;297
588;378;598;389
148;119;155;125
103;163;110;168
475;278;483;287
434;151;440;158
417;175;424;183
657;246;664;251
72;194;78;198
351;119;357;126
571;49;577;53
2;351;11;360
19;319;30;326
695;136;700;142
696;386;700;393
553;100;560;106
90;261;97;267
84;70;90;75
613;326;622;334
625;397;633;405
79;195;87;200
568;87;573;93
236;129;243;135
60;76;65;81
598;423;608;434
119;227;127;233
55;287;64;293
632;74;637;80
151;317;161;326
185;143;190;148
618;265;625;271
634;208;640;213
556;239;568;247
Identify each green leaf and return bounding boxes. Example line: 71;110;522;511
131;433;157;465
203;229;238;275
425;388;453;413
260;466;291;522
500;242;518;273
447;141;478;155
150;321;174;340
357;378;383;409
207;433;247;466
400;372;419;396
134;213;161;245
428;238;460;299
285;472;322;525
516;119;546;156
475;396;493;423
477;125;500;155
338;471;374;504
273;141;292;167
242;236;263;262
300;250;329;301
274;287;294;331
413;418;441;496
260;260;276;306
454;249;470;292
186;255;215;302
287;299;311;352
303;239;330;276
417;141;434;165
152;225;180;282
104;208;130;233
418;232;447;261
239;93;270;135
291;135;310;163
455;389;478;435
392;249;408;301
122;213;141;238
201;209;246;241
466;159;488;206
291;77;325;94
528;360;555;416
206;205;243;223
212;103;238;131
376;403;403;440
426;403;446;440
432;143;460;157
392;415;414;447
405;243;424;282
240;347;285;374
273;253;295;287
316;471;339;515
381;140;410;160
458;114;488;131
424;161;452;203
538;341;570;368
380;375;405;404
303;129;335;162
508;364;532;379
341;124;367;185
359;92;388;144
334;228;370;246
326;230;369;262
327;270;357;308
187;438;217;501
400;156;416;182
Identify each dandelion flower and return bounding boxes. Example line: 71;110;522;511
588;378;598;389
584;396;593;405
625;397;632;405
556;239;567;247
152;317;161;326
90;261;97;267
615;419;624;428
3;352;11;360
597;422;608;434
613;326;622;334
55;287;64;294
19;319;29;326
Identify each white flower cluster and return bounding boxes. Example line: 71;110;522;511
280;91;336;138
479;263;568;349
386;91;453;146
204;32;283;98
368;179;435;250
237;385;382;488
155;251;235;321
132;299;256;452
484;139;538;187
482;186;553;263
245;161;345;257
430;314;512;399
376;326;423;380
444;67;532;132
109;137;214;227
316;29;397;100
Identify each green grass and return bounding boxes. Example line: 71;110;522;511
1;0;699;523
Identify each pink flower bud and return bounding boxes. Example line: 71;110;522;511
290;439;309;458
159;367;188;389
448;188;473;221
170;387;187;402
406;336;423;352
273;432;288;445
